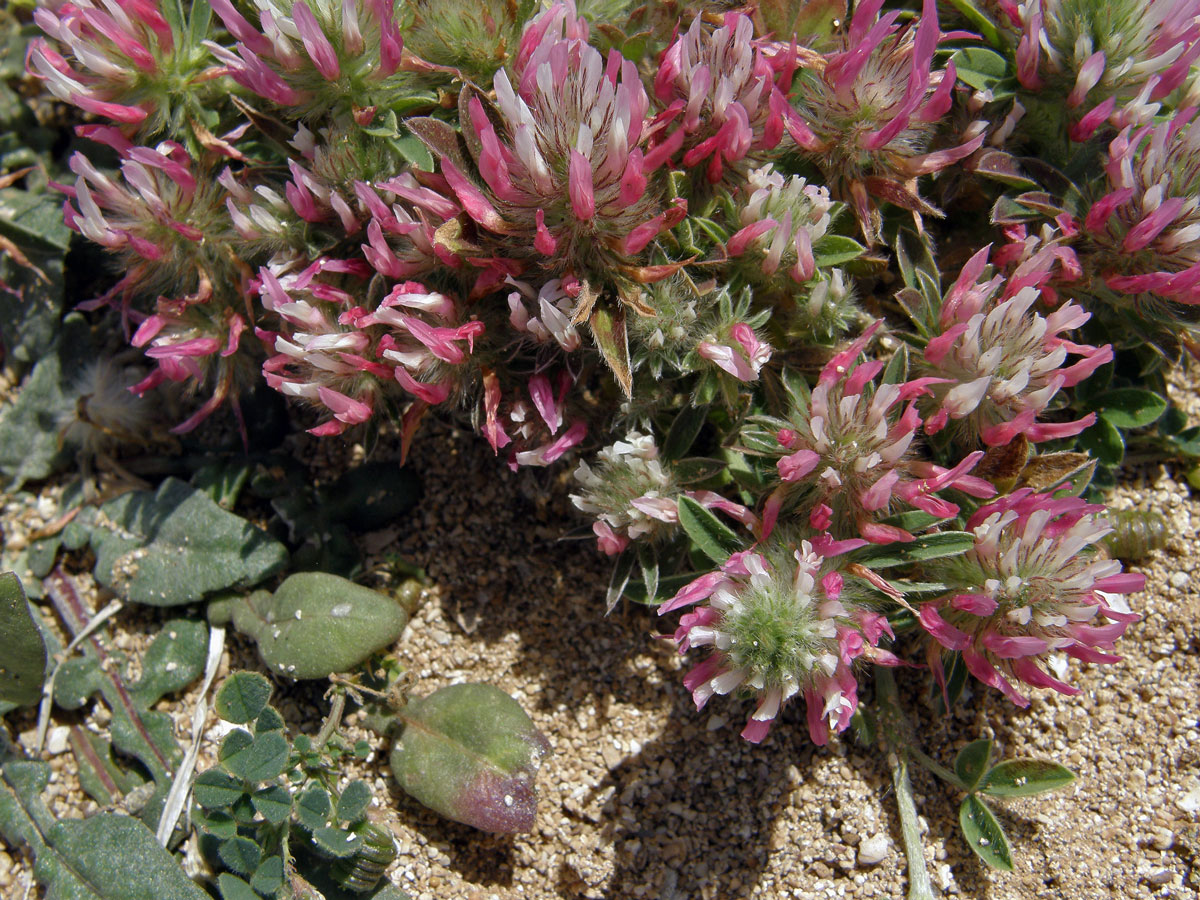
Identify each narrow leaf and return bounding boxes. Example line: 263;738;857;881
0;573;46;707
980;759;1076;797
677;495;744;563
662;404;709;461
959;795;1014;871
855;532;976;568
589;306;632;398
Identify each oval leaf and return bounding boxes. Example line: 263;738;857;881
980;759;1076;797
229;573;409;679
336;779;372;823
959;795;1014;871
214;672;273;724
954;739;993;792
390;684;551;833
1097;389;1168;430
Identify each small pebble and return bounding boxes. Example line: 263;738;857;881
1170;572;1189;588
857;835;889;866
1145;870;1173;886
46;726;70;756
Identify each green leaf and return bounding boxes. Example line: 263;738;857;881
855;532;976;568
0;313;91;487
321;463;423;532
193;807;237;839
336;780;372;823
671;457;726;485
954;740;993;793
0;188;73;250
635;545;659;605
312;825;362;858
130;619;208;707
950;47;1010;91
250;855;285;895
813;234;866;268
297;785;332;830
959;795;1014;871
0;572;46;707
255;705;286;733
1097;388;1168;429
217;573;409;679
220;731;289;784
194;770;246;810
0;246;63;367
218;873;259;900
1078;416;1125;467
662;404;709;461
251;784;293;825
605;552;634;614
980;759;1076;797
589;304;632;398
215;672;274;724
0;762;212;900
390;684;551;833
677;495;744;563
218;836;262;876
881;345;909;386
82;478;288;606
191;460;251;511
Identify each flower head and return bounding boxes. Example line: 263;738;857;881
651;12;797;184
790;0;986;241
206;0;413;117
1010;0;1200;139
748;322;995;543
920;245;1111;446
1082;109;1200;305
29;0;206;134
658;535;896;744
920;490;1144;706
434;2;685;298
727;165;840;286
571;431;756;554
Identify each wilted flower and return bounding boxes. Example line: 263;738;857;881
727;165;840;286
479;368;587;470
747;323;995;543
571;431;755;554
919;490;1144;706
790;0;986;241
920;245;1111;446
658;535;899;744
436;2;685;304
1007;0;1200;139
651;13;796;184
57;359;154;454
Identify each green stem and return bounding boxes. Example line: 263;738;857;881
875;667;938;900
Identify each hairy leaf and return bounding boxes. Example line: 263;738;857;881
211;573;408;679
954;739;993;793
390;684;551;833
980;759;1076;797
677;496;744;563
214;672;273;724
959;795;1014;871
81;478;288;606
0;572;46;707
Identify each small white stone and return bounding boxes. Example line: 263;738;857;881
706;714;727;732
46;726;71;755
1170;572;1189;588
857;834;890;866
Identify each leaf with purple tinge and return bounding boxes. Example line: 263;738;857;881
389;684;550;833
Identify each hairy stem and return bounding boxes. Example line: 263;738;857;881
315;691;346;751
875;666;938;900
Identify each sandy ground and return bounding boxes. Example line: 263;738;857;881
2;413;1199;900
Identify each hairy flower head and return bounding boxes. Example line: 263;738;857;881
920;489;1144;705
